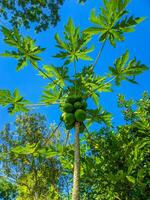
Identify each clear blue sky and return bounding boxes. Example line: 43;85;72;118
0;0;150;130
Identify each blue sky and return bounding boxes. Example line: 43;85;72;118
0;0;150;130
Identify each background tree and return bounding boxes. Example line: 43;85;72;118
0;0;87;32
0;0;149;199
0;113;66;200
0;177;17;200
80;92;150;200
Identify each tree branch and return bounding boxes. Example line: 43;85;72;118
92;38;107;70
31;61;64;91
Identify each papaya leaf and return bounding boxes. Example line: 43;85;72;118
39;65;69;88
53;18;93;64
109;50;149;85
41;89;62;105
84;0;145;47
0;89;29;114
87;107;112;126
1;26;45;71
76;66;112;97
91;93;99;107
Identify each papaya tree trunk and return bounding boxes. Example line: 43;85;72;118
72;122;80;200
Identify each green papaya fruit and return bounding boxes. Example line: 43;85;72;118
67;96;77;104
67;95;82;104
63;113;75;124
65;123;74;130
75;95;82;102
63;103;74;113
74;101;82;109
75;109;86;122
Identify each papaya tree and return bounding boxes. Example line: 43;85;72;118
0;0;149;199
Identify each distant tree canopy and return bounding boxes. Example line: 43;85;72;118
0;113;64;200
0;177;17;200
80;92;150;200
0;0;87;32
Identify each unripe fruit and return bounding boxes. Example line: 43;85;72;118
63;113;75;124
75;109;86;122
65;123;74;130
67;95;82;104
63;103;74;113
67;96;77;104
74;101;82;109
75;95;82;102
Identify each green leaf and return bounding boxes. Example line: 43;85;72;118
91;93;99;107
0;51;20;58
109;50;148;85
85;1;145;46
41;89;62;105
83;27;104;35
1;26;45;71
126;176;136;184
87;108;112;126
16;57;27;71
54;18;93;64
0;89;29;114
11;143;37;155
39;65;68;88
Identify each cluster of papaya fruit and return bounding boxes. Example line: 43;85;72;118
60;95;87;132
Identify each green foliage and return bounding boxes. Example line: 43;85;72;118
86;107;112;127
0;0;87;32
0;89;29;114
0;113;64;200
0;96;149;200
0;178;17;200
109;50;149;85
0;26;45;71
79;123;85;133
41;88;62;105
54;18;94;65
76;66;112;103
39;65;69;88
82;101;87;110
84;0;145;47
80;93;150;200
